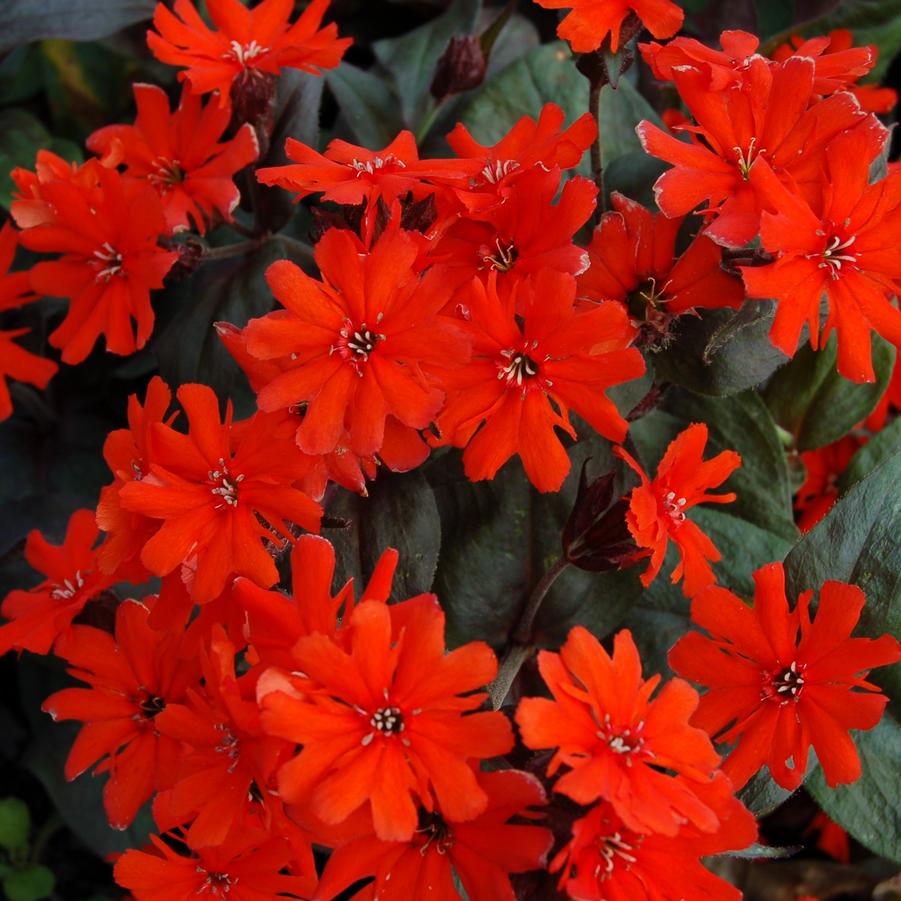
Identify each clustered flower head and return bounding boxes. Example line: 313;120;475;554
1;0;901;899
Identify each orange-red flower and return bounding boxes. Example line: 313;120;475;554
533;0;683;53
12;161;177;364
114;829;310;901
152;626;295;848
42;599;200;829
147;0;351;107
431;166;596;295
0;510;115;657
235;534;399;668
240;227;469;457
551;772;756;901
615;423;741;596
446;103;596;211
0;223;57;419
637;55;883;247
314;769;553;901
257;130;479;213
516;627;722;837
669;562;901;790
118;383;322;603
435;270;644;492
88;83;258;234
794;434;865;533
578;192;745;317
96;376;175;582
740;129;901;383
259;594;513;842
805;810;851;863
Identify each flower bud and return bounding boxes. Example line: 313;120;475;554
562;466;640;572
430;35;487;102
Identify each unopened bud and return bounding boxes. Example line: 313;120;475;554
562;466;640;572
230;70;278;148
431;35;486;102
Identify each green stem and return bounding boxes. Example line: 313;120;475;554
276;233;316;266
488;557;570;709
416;100;446;145
30;813;62;865
589;77;606;218
201;236;268;262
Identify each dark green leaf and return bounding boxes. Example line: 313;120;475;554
3;865;55;901
154;241;285;418
0;798;30;852
325;63;404;149
764;334;895;451
598;78;663;165
807;715;901;862
652;302;789;397
840;418;901;490
738;769;797;818
328;469;442;602
783;451;901;701
372;0;481;129
603;153;668;209
0;0;154;53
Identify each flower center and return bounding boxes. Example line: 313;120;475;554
224;39;268;67
330;317;386;372
766;660;807;704
497;346;541;387
370;706;404;735
137;693;166;719
148;156;184;190
661;490;687;525
92;242;124;282
214;724;241;772
349;155;404;176
482;237;518;271
197;870;237;897
479;159;520;185
595;830;639;877
209;458;244;509
417;811;454;856
808;231;858;280
733;137;764;179
596;715;647;764
50;570;85;600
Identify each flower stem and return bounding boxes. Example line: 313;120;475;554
488;556;570;709
589;77;606;217
201;236;268;262
277;233;316;266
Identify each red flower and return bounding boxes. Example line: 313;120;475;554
235;534;399;668
96;376;175;582
13;162;177;364
10;149;100;230
314;769;552;901
615;423;739;595
257;130;479;213
551;772;756;901
118;383;322;603
152;626;295;848
794;434;865;533
578;192;745;317
533;0;683;53
669;562;901;790
740;129;901;383
240;227;469;457
88;83;258;234
435;270;644;493
0;329;56;422
260;594;514;842
42;599;200;829
431;166;596;295
0;223;57;419
805;810;851;863
114;829;310;901
615;423;740;596
0;510;115;657
516;627;722;837
637;55;883;247
147;0;351;107
446;103;596;211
